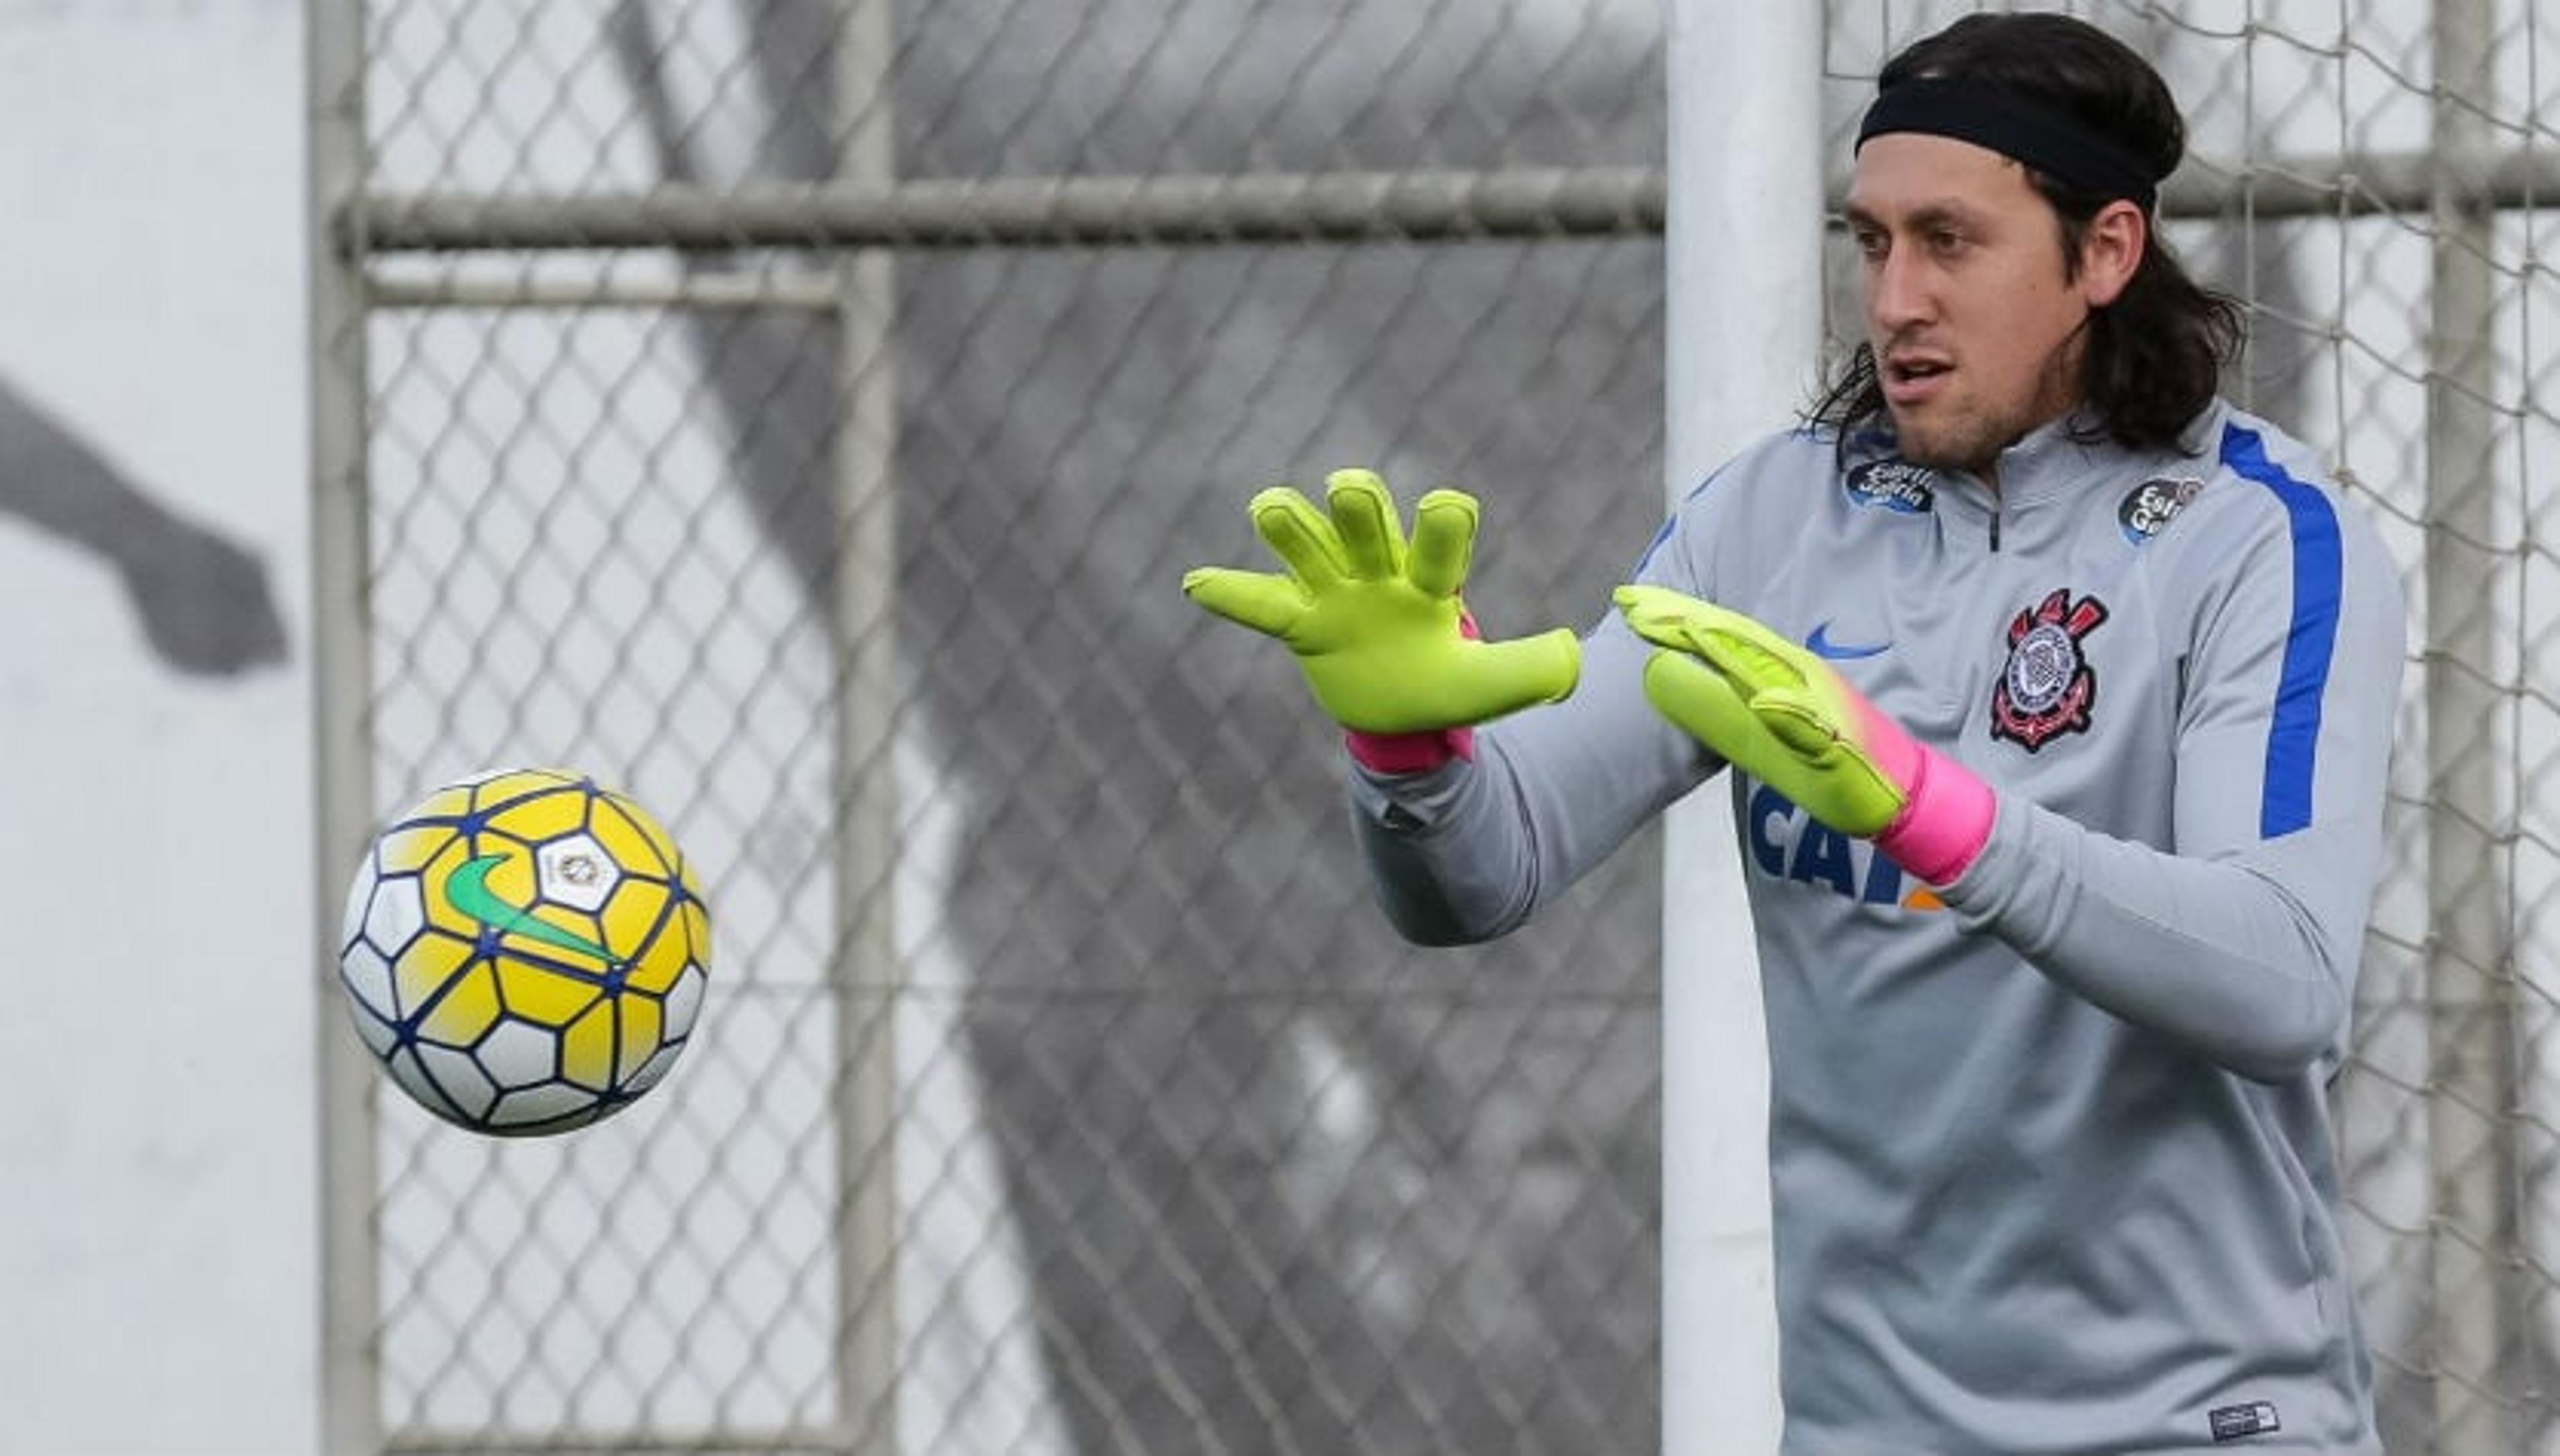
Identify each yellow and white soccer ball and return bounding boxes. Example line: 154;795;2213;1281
337;767;712;1136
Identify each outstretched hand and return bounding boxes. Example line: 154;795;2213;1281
1614;583;1913;836
1614;583;1994;885
1183;468;1579;735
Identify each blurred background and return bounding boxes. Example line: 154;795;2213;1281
4;1;2555;1453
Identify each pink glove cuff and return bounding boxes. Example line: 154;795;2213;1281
1872;738;1996;886
1345;727;1475;774
1341;604;1487;774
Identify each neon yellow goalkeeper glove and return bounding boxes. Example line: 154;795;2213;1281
1614;583;1995;883
1183;469;1580;737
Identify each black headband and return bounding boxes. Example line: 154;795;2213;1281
1857;77;2160;211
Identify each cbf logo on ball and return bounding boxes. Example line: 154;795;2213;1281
1991;589;2109;751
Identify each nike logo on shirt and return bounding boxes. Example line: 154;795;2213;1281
1806;622;1889;660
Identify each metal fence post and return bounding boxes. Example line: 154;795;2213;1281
1660;3;1819;1452
2423;0;2523;1450
309;1;381;1451
835;1;903;1449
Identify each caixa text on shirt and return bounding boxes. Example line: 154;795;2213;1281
1745;783;1944;911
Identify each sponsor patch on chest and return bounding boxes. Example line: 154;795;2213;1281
2119;474;2205;543
1990;589;2110;751
1843;459;1935;514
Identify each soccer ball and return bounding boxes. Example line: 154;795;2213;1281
336;767;712;1136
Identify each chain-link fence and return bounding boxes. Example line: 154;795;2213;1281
311;2;2559;1453
315;3;1665;1454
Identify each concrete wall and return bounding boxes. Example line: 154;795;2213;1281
0;5;315;1452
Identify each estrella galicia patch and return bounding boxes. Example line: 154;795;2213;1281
2119;475;2205;544
1843;459;1935;515
1991;589;2110;751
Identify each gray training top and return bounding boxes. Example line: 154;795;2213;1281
1351;400;2405;1453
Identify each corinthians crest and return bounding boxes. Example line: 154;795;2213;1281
1991;589;2110;751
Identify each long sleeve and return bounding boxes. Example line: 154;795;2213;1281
1350;607;1706;944
1344;448;1759;945
1500;413;2399;1453
1935;441;2409;1082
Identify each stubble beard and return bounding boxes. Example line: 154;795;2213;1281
1883;348;2083;482
1887;402;2017;479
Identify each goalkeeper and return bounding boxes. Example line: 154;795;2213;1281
1184;13;2403;1454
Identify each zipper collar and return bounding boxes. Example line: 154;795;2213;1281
1967;410;2117;506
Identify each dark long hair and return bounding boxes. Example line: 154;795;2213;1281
1808;13;2245;455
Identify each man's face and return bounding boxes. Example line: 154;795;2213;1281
1846;132;2105;477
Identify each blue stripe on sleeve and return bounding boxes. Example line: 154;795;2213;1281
2218;423;2345;837
1631;515;1677;575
